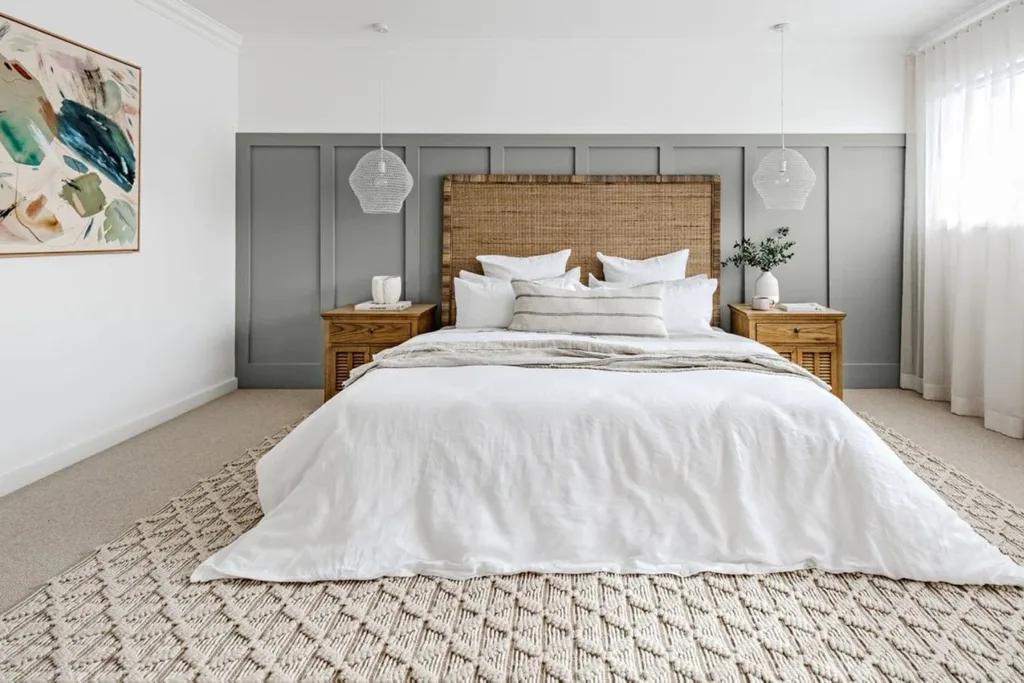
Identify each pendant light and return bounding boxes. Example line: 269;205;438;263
753;23;816;210
349;23;413;214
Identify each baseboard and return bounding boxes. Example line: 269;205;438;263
238;363;323;389
843;363;900;389
0;378;238;499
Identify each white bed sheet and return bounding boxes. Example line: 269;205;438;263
193;328;1024;585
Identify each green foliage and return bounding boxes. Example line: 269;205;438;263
721;227;795;272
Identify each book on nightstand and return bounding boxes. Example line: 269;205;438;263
777;302;828;312
354;301;413;311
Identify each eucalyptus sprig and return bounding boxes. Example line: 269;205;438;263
722;227;795;272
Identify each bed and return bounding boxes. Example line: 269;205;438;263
193;175;1024;586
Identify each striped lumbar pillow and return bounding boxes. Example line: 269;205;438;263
509;280;668;337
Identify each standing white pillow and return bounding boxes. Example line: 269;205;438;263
597;249;689;284
589;274;717;333
587;272;705;287
460;267;581;286
477;249;572;280
455;270;585;329
454;278;515;329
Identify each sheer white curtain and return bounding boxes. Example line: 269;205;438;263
902;2;1024;438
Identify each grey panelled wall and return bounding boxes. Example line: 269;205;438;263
236;134;905;390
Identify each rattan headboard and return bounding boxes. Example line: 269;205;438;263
441;174;722;327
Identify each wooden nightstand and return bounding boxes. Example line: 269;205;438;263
729;303;846;398
321;304;437;402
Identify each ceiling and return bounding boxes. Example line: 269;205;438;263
185;0;981;42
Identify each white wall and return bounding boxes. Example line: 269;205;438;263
240;34;907;134
0;0;238;495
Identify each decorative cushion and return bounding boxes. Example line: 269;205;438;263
589;274;717;334
509;281;668;337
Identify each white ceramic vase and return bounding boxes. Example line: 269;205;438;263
753;270;780;306
371;275;402;304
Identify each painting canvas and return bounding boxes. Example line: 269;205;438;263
0;13;140;257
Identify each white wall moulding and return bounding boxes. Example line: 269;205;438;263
135;0;243;53
915;0;1016;51
194;0;987;45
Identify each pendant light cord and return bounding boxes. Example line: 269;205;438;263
379;32;384;152
779;27;786;151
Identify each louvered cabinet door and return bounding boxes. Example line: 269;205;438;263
794;347;839;397
771;346;797;364
324;346;370;401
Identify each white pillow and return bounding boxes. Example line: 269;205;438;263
460;266;581;285
589;274;717;333
509;281;668;337
477;249;571;281
455;270;583;329
587;272;705;287
597;249;689;284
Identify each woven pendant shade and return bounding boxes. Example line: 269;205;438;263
755;23;816;210
349;149;413;214
349;23;412;215
753;148;816;210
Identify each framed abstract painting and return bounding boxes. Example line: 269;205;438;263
0;13;140;257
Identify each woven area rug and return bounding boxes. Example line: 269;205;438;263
2;415;1023;682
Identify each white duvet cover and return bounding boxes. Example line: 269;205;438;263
193;328;1024;585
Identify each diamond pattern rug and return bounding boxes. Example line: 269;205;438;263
2;414;1023;682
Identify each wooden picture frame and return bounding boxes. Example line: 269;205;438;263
0;12;142;257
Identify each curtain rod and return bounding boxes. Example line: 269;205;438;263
914;0;1017;52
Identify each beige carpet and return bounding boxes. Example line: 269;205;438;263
0;390;322;612
2;411;1024;681
844;389;1024;507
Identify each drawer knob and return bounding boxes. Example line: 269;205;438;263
367;327;376;334
793;327;800;334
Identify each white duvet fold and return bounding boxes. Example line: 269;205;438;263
193;329;1024;586
345;337;829;389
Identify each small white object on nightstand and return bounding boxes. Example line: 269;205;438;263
371;275;402;304
354;300;412;311
778;302;827;312
753;271;780;305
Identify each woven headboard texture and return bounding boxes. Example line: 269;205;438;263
441;174;721;327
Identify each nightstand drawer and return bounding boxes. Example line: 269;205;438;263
756;322;837;345
329;321;412;344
